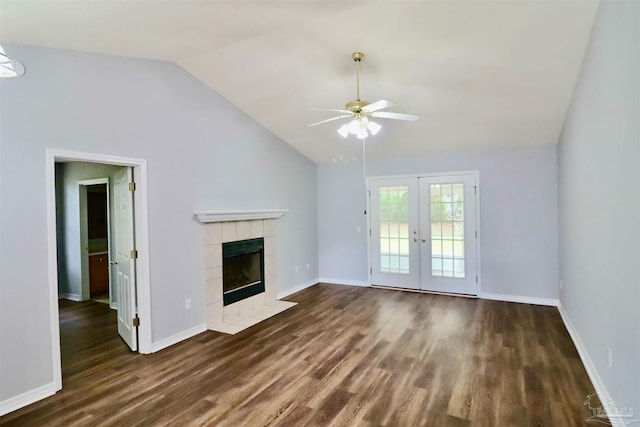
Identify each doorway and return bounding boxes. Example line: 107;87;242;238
368;171;480;296
78;179;112;306
46;149;152;394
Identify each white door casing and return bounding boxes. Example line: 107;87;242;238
47;149;152;396
368;172;480;296
113;167;138;351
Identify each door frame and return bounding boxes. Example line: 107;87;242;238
46;149;153;393
366;170;482;296
78;178;112;304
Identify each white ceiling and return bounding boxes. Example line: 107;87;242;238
1;0;598;164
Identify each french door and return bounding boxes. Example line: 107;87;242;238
370;173;478;295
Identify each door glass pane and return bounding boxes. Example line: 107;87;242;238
379;186;410;274
430;183;465;278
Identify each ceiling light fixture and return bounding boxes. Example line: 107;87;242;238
308;52;418;140
0;45;26;79
337;116;382;140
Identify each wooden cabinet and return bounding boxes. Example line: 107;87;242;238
89;253;109;296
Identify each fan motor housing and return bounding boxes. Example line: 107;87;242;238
345;100;369;114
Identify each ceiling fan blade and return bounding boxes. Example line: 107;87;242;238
363;99;395;113
307;115;352;127
312;108;351;114
370;111;419;121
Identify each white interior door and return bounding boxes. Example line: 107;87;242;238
419;174;478;295
370;178;420;289
113;167;137;351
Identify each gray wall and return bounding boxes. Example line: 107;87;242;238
55;162;124;299
318;144;559;300
558;0;640;412
0;45;318;402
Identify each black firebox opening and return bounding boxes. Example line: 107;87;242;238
222;237;265;306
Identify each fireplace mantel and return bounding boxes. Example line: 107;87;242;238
194;209;288;223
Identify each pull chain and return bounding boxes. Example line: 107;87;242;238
363;137;367;215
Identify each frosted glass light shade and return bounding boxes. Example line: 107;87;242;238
348;119;361;134
338;117;382;139
367;121;381;135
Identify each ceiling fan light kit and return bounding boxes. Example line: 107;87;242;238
309;51;418;139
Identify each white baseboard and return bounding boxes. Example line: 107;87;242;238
0;382;57;417
558;303;624;427
481;292;558;307
277;278;319;299
150;323;207;353
58;293;81;302
318;278;370;287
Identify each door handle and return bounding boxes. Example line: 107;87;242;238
422;238;426;243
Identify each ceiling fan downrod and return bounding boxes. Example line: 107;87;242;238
352;52;364;102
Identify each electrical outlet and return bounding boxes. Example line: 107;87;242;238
306;263;310;270
295;265;299;273
607;347;613;367
185;298;191;310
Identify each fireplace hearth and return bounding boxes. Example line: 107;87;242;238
222;238;265;306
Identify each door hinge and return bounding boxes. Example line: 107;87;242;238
130;249;138;259
370;267;372;275
474;185;477;194
129;181;136;192
133;315;140;327
475;231;478;238
476;275;478;283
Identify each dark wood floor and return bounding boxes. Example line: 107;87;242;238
1;284;602;426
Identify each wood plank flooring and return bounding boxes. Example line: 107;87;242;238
1;284;603;426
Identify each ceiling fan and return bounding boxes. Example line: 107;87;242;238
308;52;418;139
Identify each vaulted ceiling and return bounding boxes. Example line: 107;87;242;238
0;0;599;163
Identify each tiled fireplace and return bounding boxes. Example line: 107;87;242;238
197;210;296;335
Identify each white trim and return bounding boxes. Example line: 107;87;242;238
45;151;62;392
77;178;111;303
558;303;622;427
194;209;288;223
366;170;480;181
481;292;559;307
318;278;370;287
474;172;482;295
372;285;479;298
46;148;154;400
58;293;82;301
77;178;109;186
0;382;57;417
276;279;319;299
150;323;207;353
